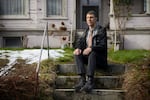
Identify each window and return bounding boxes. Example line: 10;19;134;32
46;0;67;18
0;0;29;18
3;37;22;48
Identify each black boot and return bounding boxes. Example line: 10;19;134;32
74;75;86;92
80;76;94;93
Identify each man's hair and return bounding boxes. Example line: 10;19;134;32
86;10;97;18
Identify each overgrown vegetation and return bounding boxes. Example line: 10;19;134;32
0;48;150;100
123;60;150;100
108;49;150;100
38;59;57;100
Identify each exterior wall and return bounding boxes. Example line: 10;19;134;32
0;0;36;29
36;0;76;30
126;16;150;29
109;0;150;50
101;0;110;27
27;35;69;48
0;0;76;48
124;34;150;50
0;0;76;30
110;0;150;30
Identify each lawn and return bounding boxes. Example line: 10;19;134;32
57;48;150;65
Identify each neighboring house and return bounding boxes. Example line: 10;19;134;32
0;0;150;50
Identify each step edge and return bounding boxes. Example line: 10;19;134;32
57;75;123;78
55;89;126;92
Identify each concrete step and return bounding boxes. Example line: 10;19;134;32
54;89;125;100
55;76;123;89
56;63;126;75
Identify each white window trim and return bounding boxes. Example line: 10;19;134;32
0;0;30;19
43;0;68;19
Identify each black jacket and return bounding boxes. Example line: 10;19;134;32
75;25;107;67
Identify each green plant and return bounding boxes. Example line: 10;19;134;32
56;47;74;63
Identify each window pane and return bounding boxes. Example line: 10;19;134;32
0;0;26;15
47;0;63;16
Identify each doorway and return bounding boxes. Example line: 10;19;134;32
76;0;102;29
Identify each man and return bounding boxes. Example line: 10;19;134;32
73;10;107;93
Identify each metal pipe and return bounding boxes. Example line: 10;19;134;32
46;22;50;59
35;23;48;97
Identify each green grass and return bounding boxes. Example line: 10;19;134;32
108;49;150;64
55;48;150;64
56;47;74;63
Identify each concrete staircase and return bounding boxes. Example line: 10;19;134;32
53;63;126;100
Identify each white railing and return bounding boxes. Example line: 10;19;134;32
35;22;50;96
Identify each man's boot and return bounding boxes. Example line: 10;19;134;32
74;75;86;92
80;76;94;93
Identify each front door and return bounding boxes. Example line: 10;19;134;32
76;0;102;29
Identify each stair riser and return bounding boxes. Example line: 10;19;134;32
54;90;125;100
55;76;123;89
57;64;126;75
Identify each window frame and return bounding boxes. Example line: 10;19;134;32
43;0;68;19
0;0;30;19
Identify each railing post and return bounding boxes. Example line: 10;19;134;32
35;22;48;97
46;22;50;59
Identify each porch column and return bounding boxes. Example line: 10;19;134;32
109;0;114;16
109;0;115;30
146;0;150;14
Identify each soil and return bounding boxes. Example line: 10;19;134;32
0;59;38;100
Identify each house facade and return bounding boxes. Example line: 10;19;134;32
0;0;150;49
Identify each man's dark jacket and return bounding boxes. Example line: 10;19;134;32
75;25;107;68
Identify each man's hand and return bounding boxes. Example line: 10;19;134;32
83;47;92;55
73;48;82;55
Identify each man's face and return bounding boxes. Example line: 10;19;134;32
86;14;97;27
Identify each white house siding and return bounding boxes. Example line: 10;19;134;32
125;16;150;29
0;0;76;48
27;35;69;48
36;0;76;30
124;34;150;50
0;0;37;29
0;0;76;30
109;0;150;50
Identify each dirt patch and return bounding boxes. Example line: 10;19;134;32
0;59;9;68
0;58;56;100
0;60;37;100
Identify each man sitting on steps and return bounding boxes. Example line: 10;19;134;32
73;10;107;93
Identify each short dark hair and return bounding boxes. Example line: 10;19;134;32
86;10;97;17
